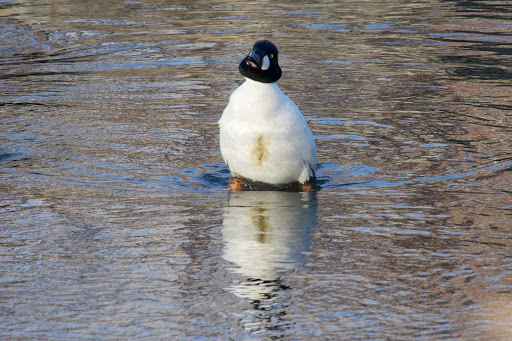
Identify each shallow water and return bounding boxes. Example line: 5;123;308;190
1;0;512;339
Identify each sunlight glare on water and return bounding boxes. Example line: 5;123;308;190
1;0;512;339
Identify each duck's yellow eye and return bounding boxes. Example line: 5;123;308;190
269;54;274;59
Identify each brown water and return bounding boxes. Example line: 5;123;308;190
1;0;512;339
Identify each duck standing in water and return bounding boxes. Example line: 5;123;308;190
219;40;317;191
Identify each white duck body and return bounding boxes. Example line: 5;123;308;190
219;78;317;185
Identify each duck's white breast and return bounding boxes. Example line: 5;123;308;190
219;79;316;184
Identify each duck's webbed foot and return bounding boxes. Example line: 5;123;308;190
228;177;245;191
300;181;314;192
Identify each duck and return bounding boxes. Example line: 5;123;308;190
219;40;317;192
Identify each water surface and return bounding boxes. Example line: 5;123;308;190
1;0;512;339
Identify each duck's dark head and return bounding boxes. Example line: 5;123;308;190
239;40;282;83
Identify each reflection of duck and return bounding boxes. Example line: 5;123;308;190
219;40;317;191
221;191;318;302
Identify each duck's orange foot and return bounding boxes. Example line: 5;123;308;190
228;177;245;191
300;181;314;192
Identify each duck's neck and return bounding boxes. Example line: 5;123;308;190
244;77;277;84
243;77;280;91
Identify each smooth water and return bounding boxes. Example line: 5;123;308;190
1;0;511;339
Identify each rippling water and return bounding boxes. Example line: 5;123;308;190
1;0;511;339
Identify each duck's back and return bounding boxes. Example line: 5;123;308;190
219;79;317;185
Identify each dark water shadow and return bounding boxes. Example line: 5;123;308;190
190;161;379;192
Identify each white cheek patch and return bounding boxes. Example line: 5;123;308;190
261;55;270;70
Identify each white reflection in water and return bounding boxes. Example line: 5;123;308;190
221;191;317;332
